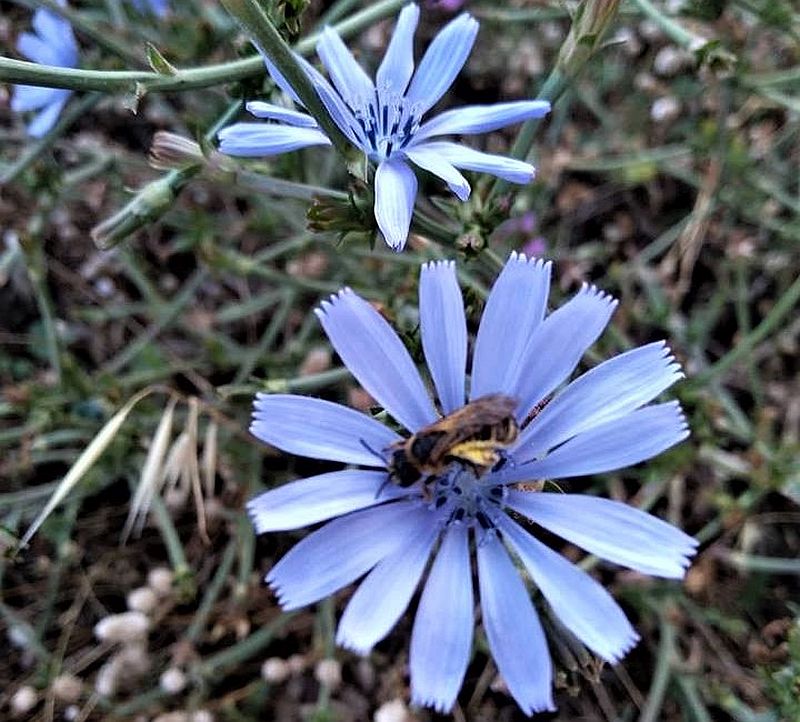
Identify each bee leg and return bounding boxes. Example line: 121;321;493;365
375;474;394;500
492;450;515;472
359;438;387;465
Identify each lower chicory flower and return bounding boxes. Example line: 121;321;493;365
248;253;697;714
11;2;78;138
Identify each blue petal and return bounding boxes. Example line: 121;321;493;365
510;284;618;422
260;52;303;105
247;470;405;533
266;501;427;609
295;53;366;148
403;146;470;200
336;517;438;653
497;515;639;664
315;288;438;432
415;100;552;141
17;32;64;67
405;12;479;115
419;261;467;414
504;401;689;479
317;26;375;107
26;96;68;138
245;101;319;128
516;341;684;458
470;252;551;400
31;7;78;66
217;123;332;156
250;393;400;466
410;524;473;714
376;4;420;95
414;141;536;184
374;159;418;250
11;84;60;112
506;491;699;578
477;533;554;714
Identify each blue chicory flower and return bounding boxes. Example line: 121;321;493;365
11;1;79;138
130;0;169;17
218;4;551;250
247;253;697;714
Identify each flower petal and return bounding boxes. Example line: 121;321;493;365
317;26;375;106
504;401;689;479
419;261;467;413
506;492;699;578
31;9;77;66
248;470;405;533
260;52;304;105
26;96;68;138
498;515;639;664
415;100;552;141
410;524;473;714
250;393;400;466
510;284;618;421
336;517;439;653
470;252;551;400
404;146;470;201
417;141;536;184
17;31;63;67
217;123;332;156
376;3;420;95
315;288;438;432
266;501;426;609
374;159;418;250
405;12;479;115
477;533;554;714
516;341;684;458
245;101;319;127
11;84;59;112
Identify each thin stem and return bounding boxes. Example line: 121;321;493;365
639;615;676;722
0;0;406;94
692;272;800;386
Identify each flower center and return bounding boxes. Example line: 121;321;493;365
351;89;422;162
429;464;508;531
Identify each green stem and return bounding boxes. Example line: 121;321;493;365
630;0;702;49
0;0;405;94
692;272;800;386
639;615;676;722
185;539;238;643
220;0;352;157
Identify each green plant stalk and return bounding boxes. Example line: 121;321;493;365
221;0;352;157
186;539;238;643
639;615;676;722
150;495;191;581
0;0;406;93
630;0;701;49
692;272;800;386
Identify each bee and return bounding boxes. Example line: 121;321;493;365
383;393;519;488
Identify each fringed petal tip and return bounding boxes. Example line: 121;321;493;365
420;258;456;275
334;632;372;657
578;282;619;310
506;250;552;272
314;286;355;317
409;692;456;715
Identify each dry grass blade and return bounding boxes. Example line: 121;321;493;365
17;388;155;551
121;396;178;544
202;419;218;499
186;398;210;545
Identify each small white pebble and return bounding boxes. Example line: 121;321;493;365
152;714;188;722
160;668;187;695
126;586;159;615
11;686;38;716
191;711;214;722
52;673;83;703
287;654;307;675
650;96;681;123
94;611;150;643
653;45;692;77
314;659;341;689
261;657;289;684
7;624;31;650
374;698;409;722
147;567;174;597
63;704;80;721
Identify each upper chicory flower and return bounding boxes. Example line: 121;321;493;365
218;4;551;250
130;0;169;17
11;1;79;138
247;253;697;714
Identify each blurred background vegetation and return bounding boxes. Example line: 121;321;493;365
0;0;799;720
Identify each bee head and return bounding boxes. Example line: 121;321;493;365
389;448;422;487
